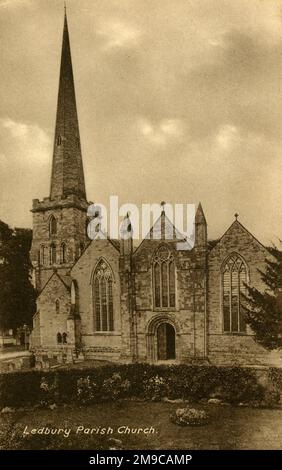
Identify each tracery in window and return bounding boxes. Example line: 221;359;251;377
153;246;176;308
50;243;56;264
93;260;114;331
222;254;247;333
60;243;66;263
49;215;57;236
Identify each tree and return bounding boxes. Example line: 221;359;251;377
243;245;282;350
0;221;36;334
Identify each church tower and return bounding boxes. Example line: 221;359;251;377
31;11;88;291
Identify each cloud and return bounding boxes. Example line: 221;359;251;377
0;0;30;9
97;19;141;50
0;118;51;167
1;118;48;141
216;124;240;151
0;0;13;6
137;118;184;146
0;118;52;228
0;0;281;242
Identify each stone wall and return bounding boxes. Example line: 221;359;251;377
71;238;123;359
30;195;88;291
35;273;71;347
133;238;207;362
207;220;270;365
31;214;273;367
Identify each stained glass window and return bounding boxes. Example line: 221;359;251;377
93;260;114;331
49;216;57;236
153;246;176;309
222;254;247;333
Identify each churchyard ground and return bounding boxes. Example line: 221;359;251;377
1;401;282;450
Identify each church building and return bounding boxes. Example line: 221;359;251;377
30;12;270;365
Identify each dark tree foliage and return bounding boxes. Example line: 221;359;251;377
0;221;36;333
243;245;282;350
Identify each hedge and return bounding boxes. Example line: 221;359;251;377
0;364;281;408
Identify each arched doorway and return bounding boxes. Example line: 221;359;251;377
157;323;176;360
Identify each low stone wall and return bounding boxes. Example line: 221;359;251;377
0;354;32;373
29;344;282;370
32;347;84;370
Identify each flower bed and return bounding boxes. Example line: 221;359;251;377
0;364;280;409
170;407;209;426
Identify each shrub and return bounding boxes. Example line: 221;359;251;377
261;389;280;408
0;371;42;408
77;376;97;405
143;375;167;401
102;373;130;401
39;376;59;407
268;368;282;390
0;364;280;409
170;407;209;426
181;366;220;400
218;367;265;404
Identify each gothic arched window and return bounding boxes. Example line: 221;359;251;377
153;246;176;308
50;243;56;265
49;216;57;236
55;299;60;315
57;332;62;344
60;243;66;264
71;280;78;315
92;260;114;332
57;135;62;146
222;254;248;333
62;332;67;344
71;281;77;306
40;245;46;266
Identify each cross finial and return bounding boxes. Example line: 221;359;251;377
234;213;239;220
64;2;66;15
160;201;166;214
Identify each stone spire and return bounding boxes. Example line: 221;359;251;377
195;202;207;246
50;10;86;200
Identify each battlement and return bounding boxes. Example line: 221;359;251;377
32;194;89;212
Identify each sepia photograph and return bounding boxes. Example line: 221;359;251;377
0;0;282;460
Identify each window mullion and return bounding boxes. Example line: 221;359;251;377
159;262;162;308
99;279;102;331
238;269;241;333
229;269;232;333
167;261;170;307
106;279;109;332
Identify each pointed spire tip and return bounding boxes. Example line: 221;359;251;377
195;202;207;224
50;2;86;201
160;201;166;215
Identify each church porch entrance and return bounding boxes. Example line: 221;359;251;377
157;323;176;360
146;316;179;362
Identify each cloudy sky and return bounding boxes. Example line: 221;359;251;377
0;0;282;243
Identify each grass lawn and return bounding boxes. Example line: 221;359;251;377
1;401;282;450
